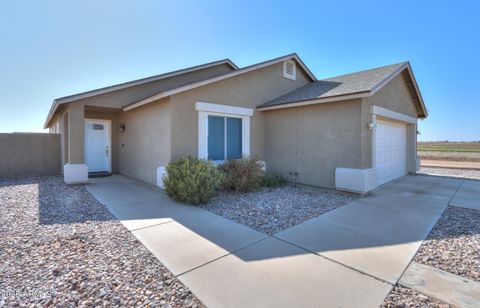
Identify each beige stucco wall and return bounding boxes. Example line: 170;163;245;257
0;133;61;178
67;103;85;164
55;101;170;185
364;73;419;118
263;99;363;188
168;62;311;160
50;110;68;169
117;97;171;185
361;73;420;169
48;62;233;179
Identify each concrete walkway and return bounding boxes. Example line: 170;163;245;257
85;175;473;307
276;175;461;285
450;179;480;210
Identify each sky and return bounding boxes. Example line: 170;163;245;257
0;1;479;141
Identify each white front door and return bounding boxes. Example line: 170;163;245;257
375;119;407;185
84;120;111;173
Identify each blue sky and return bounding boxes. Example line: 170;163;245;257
0;0;479;141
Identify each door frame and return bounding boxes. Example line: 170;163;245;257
84;118;112;173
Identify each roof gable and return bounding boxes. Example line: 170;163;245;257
122;53;316;111
258;62;427;118
44;59;238;128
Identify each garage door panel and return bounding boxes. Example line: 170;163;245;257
375;120;407;185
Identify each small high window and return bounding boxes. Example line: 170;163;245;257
283;60;296;80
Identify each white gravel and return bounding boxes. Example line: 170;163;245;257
382;286;452;308
414;205;480;282
0;176;203;307
203;185;356;235
418;167;480;179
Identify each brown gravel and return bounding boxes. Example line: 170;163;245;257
382;286;453;308
0;176;203;307
414;205;480;282
203;184;356;235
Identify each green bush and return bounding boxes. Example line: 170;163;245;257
261;172;287;188
163;156;223;205
219;156;264;192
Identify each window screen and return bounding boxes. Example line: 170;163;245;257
208;116;225;160
207;115;242;161
226;117;242;159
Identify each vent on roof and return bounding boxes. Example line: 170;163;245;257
283;60;296;80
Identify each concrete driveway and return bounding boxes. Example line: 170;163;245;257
85;174;473;308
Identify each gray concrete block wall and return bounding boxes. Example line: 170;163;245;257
0;133;61;178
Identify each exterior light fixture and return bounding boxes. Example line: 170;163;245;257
119;123;126;133
368;122;376;130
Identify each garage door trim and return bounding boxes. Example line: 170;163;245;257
370;105;417;186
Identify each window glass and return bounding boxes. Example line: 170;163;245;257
226;117;242;159
208;116;225;160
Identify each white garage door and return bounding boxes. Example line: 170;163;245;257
375;119;407;185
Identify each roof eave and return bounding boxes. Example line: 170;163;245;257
258;63;429;119
123;53;317;112
371;62;427;118
43;58;239;128
43;100;58;129
257;91;370;111
404;63;428;118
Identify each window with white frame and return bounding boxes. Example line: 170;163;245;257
196;102;253;161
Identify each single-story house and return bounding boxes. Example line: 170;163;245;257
44;53;427;193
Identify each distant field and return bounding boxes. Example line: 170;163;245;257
418;142;480;162
418;142;480;153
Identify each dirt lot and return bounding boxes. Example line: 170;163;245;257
421;159;480;170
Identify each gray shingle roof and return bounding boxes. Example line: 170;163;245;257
259;62;407;108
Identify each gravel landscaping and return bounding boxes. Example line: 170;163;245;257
382;286;452;308
418;167;480;179
203;184;356;235
0;176;203;307
414;205;480;282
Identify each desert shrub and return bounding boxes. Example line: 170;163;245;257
219;156;264;192
163;156;223;205
261;172;287;188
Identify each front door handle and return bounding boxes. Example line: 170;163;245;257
105;146;109;157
